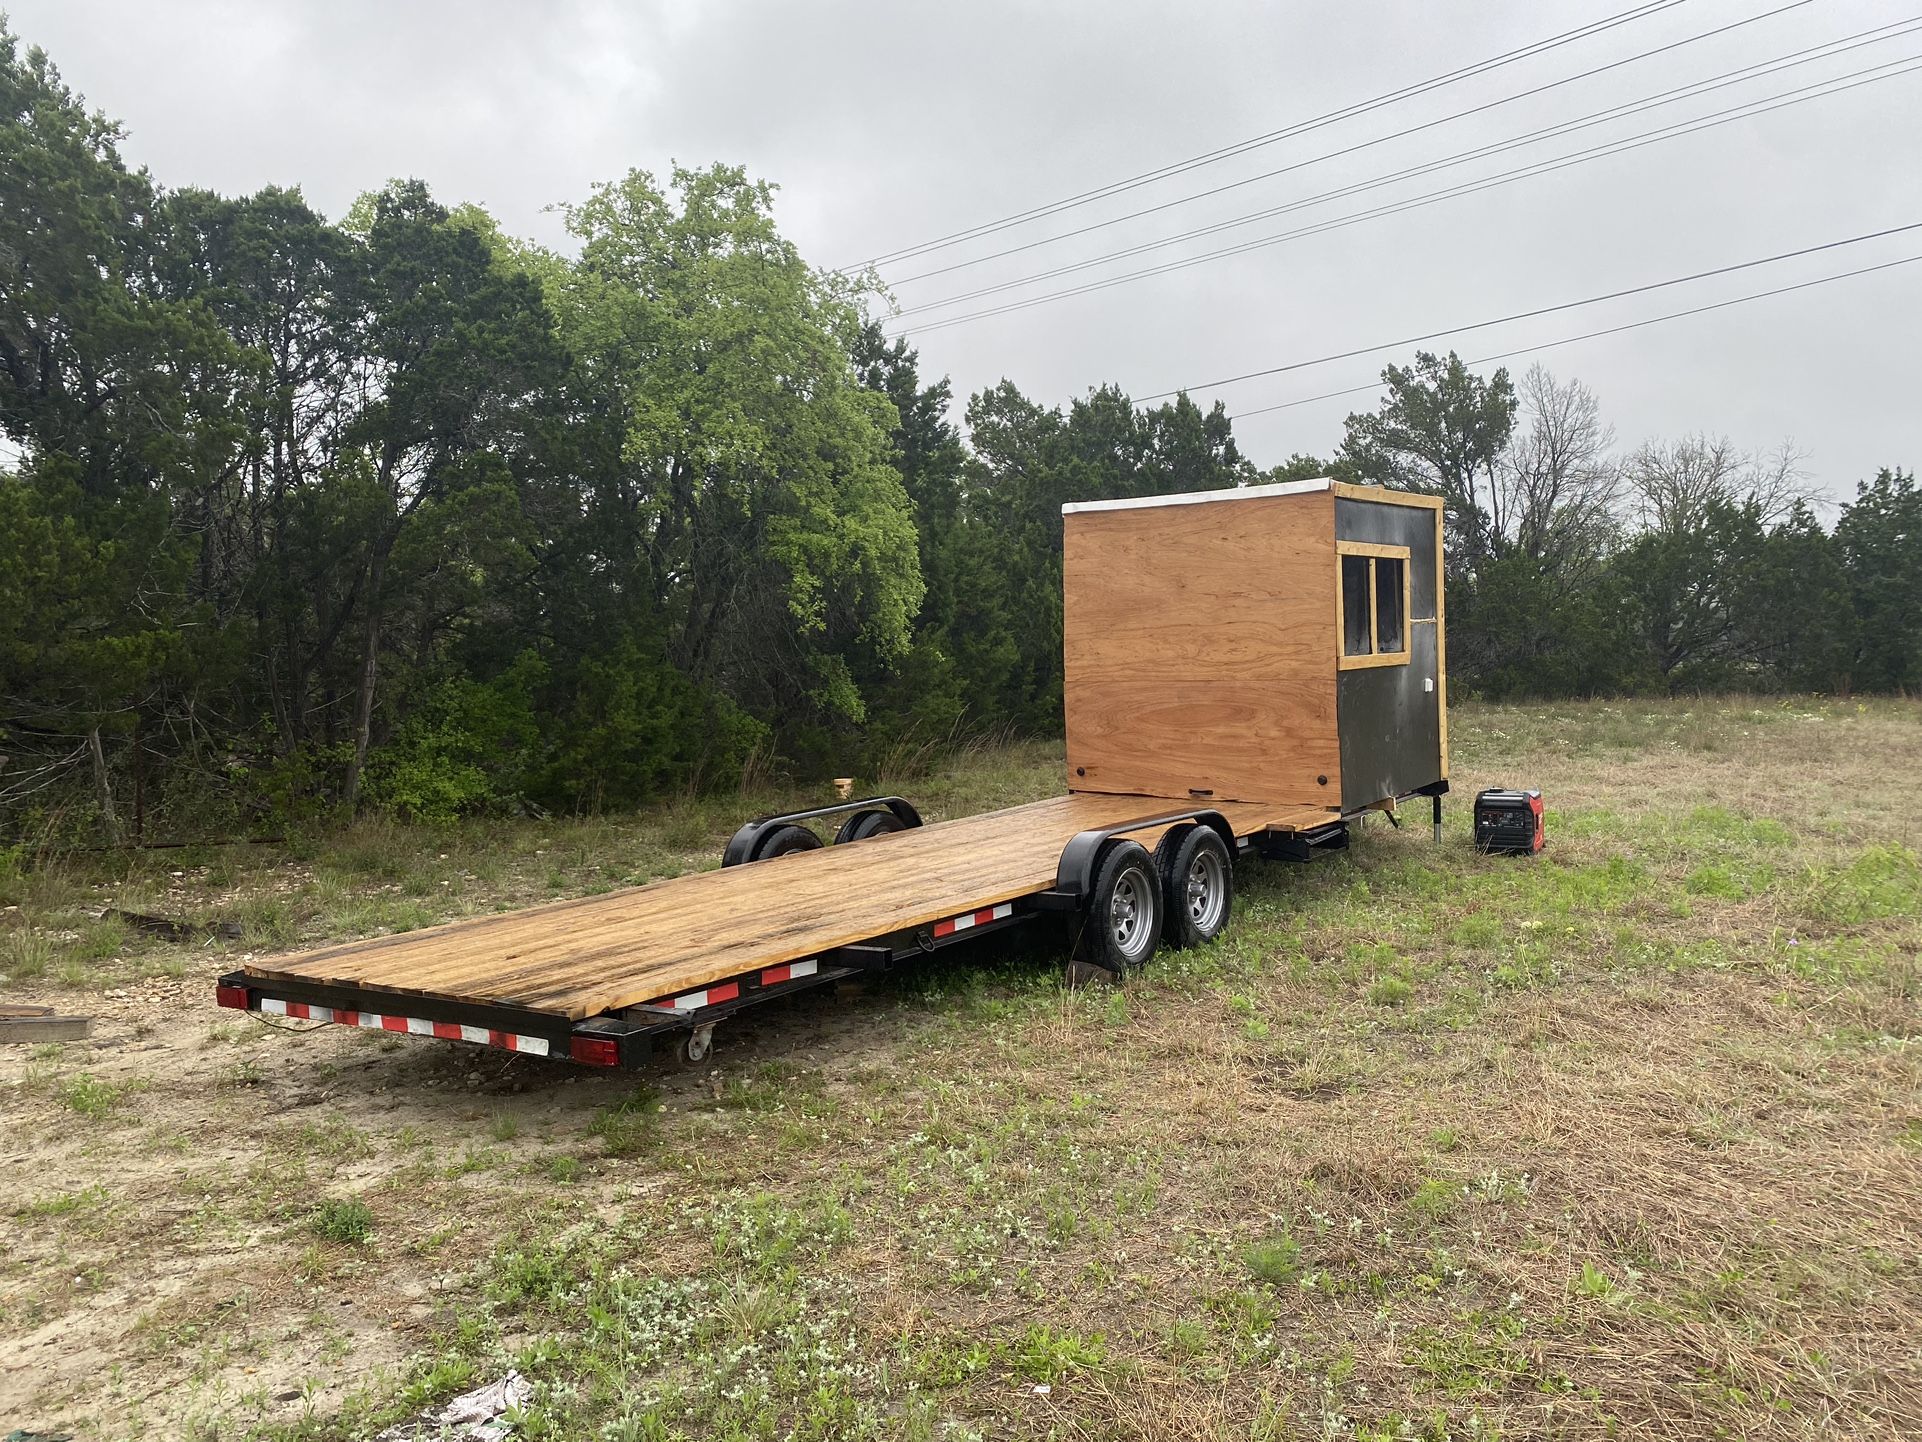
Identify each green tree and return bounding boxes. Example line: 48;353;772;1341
0;27;243;839
1835;467;1921;691
542;165;921;783
1337;351;1517;570
1609;499;1771;689
333;181;562;809
849;323;970;755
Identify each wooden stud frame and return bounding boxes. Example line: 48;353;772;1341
1334;540;1412;670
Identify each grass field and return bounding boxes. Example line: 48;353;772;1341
2;698;1918;1441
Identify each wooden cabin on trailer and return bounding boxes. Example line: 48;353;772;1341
1061;477;1448;818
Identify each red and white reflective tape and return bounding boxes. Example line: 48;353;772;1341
667;980;740;1012
655;957;820;1014
257;996;550;1057
759;958;819;987
932;901;1014;939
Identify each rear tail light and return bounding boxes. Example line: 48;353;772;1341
215;983;251;1010
569;1034;621;1067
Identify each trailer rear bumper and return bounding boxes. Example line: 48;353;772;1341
214;889;1041;1069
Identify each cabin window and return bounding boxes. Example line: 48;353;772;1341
1374;556;1405;652
1341;555;1372;656
1336;543;1412;668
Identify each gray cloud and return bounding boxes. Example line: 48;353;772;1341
14;0;1919;499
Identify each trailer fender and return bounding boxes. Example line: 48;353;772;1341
1051;808;1235;902
722;795;923;867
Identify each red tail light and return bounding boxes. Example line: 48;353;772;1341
215;983;251;1010
569;1034;620;1067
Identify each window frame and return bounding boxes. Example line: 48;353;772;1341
1334;540;1413;670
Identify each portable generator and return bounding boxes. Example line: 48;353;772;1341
1474;788;1543;854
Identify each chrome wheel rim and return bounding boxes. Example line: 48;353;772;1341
1110;866;1154;958
1186;850;1226;933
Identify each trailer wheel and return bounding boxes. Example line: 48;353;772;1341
679;1023;716;1067
833;809;905;845
1157;825;1233;949
750;824;822;861
1078;840;1161;976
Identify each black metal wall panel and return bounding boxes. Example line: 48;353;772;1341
1335;497;1443;810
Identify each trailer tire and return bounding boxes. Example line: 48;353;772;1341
750;824;822;861
678;1024;715;1067
1078;840;1161;976
1157;825;1233;949
834;809;905;845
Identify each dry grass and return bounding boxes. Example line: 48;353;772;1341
0;696;1916;1440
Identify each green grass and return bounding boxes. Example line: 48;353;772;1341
587;1085;662;1158
4;699;1920;1441
309;1198;374;1245
1;928;54;980
15;1185;109;1218
1242;1233;1304;1288
59;1072;129;1119
1011;1323;1107;1382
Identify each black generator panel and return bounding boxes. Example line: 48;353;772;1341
1474;789;1544;854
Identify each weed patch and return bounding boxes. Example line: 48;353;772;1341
310;1198;373;1244
588;1085;661;1157
1243;1233;1304;1287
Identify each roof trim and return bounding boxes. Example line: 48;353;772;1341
1332;481;1445;510
1061;477;1331;516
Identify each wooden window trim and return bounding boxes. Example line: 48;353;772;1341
1334;541;1413;670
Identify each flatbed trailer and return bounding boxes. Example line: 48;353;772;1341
218;792;1355;1068
219;478;1450;1070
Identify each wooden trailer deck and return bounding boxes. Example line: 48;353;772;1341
244;793;1336;1021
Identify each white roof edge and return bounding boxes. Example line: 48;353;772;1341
1060;477;1332;516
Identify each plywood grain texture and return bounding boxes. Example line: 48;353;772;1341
1062;489;1341;806
244;793;1335;1020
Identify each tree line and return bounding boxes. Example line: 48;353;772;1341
2;30;1915;842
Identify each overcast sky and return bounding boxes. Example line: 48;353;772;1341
12;0;1919;502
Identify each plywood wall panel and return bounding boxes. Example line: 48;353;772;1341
1063;490;1341;807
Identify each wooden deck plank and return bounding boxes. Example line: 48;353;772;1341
244;793;1338;1021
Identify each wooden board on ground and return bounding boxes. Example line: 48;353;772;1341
0;1004;94;1043
245;793;1336;1022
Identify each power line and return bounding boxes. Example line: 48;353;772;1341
860;0;1811;278
1225;253;1922;422
837;0;1698;273
886;58;1922;338
1134;222;1922;403
892;18;1922;315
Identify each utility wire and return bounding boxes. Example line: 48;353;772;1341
892;17;1922;313
1223;251;1922;422
858;0;1811;276
889;59;1922;338
838;0;1699;272
1134;221;1922;402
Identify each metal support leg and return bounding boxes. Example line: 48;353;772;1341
1432;794;1443;844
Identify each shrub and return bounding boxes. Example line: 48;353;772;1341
365;657;545;823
